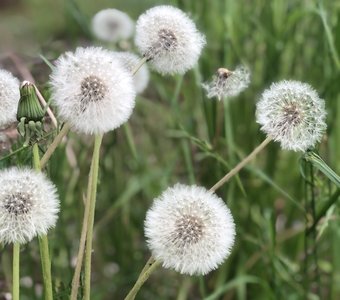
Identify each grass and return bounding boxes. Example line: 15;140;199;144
0;0;340;299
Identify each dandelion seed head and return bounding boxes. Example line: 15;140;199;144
112;52;149;94
202;66;250;100
0;167;59;244
92;9;134;43
50;47;136;134
145;184;235;275
0;69;20;127
256;80;327;151
135;5;206;75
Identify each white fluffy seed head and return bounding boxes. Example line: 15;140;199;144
0;167;60;244
135;5;206;75
92;9;134;43
50;47;136;134
0;69;20;127
145;184;235;275
112;52;149;94
256;80;327;152
202;66;251;100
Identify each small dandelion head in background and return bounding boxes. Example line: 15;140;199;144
91;9;134;43
0;167;59;244
202;66;251;100
135;5;206;75
0;69;20;128
50;47;136;135
144;184;235;275
112;52;149;94
256;80;327;152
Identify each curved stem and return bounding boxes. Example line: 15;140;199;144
32;143;53;300
210;136;272;192
12;243;20;300
40;122;71;168
131;57;147;76
124;256;161;300
84;134;103;300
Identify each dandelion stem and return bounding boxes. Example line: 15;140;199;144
131;57;147;76
32;143;54;300
70;156;95;300
84;134;103;300
210;136;272;191
40;122;71;168
124;256;161;300
12;242;20;300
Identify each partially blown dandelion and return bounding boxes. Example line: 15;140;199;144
135;5;206;75
112;52;149;93
92;9;134;43
256;80;327;151
50;47;136;134
0;69;20;127
144;184;235;275
202;66;250;100
0;167;59;244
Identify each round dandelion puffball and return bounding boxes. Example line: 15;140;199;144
202;66;251;100
256;80;327;152
135;5;206;75
50;47;136;134
0;167;59;244
112;52;149;94
145;184;235;275
92;9;134;43
0;69;20;127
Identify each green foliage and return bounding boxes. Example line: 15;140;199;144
0;0;339;299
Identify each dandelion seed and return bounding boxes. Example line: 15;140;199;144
92;9;134;43
144;184;235;275
50;47;136;134
0;69;20;127
112;52;149;94
135;5;206;75
256;80;327;151
0;167;59;244
202;66;250;100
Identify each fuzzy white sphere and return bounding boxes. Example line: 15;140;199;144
0;167;60;244
92;9;134;43
50;47;136;134
256;80;327;152
135;5;206;75
145;184;235;275
0;69;20;127
112;52;149;94
203;66;250;100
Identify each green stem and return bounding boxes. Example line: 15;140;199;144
40;122;71;169
84;134;103;300
32;143;53;300
70;153;95;300
124;256;161;300
12;243;20;300
210;136;272;191
123;123;138;161
131;57;147;76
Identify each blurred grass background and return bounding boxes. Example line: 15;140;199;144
0;0;340;299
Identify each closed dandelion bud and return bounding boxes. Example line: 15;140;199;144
256;80;327;152
112;52;149;94
50;47;136;134
0;167;59;244
92;9;134;43
144;184;235;275
0;69;20;127
202;66;251;100
135;5;206;75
